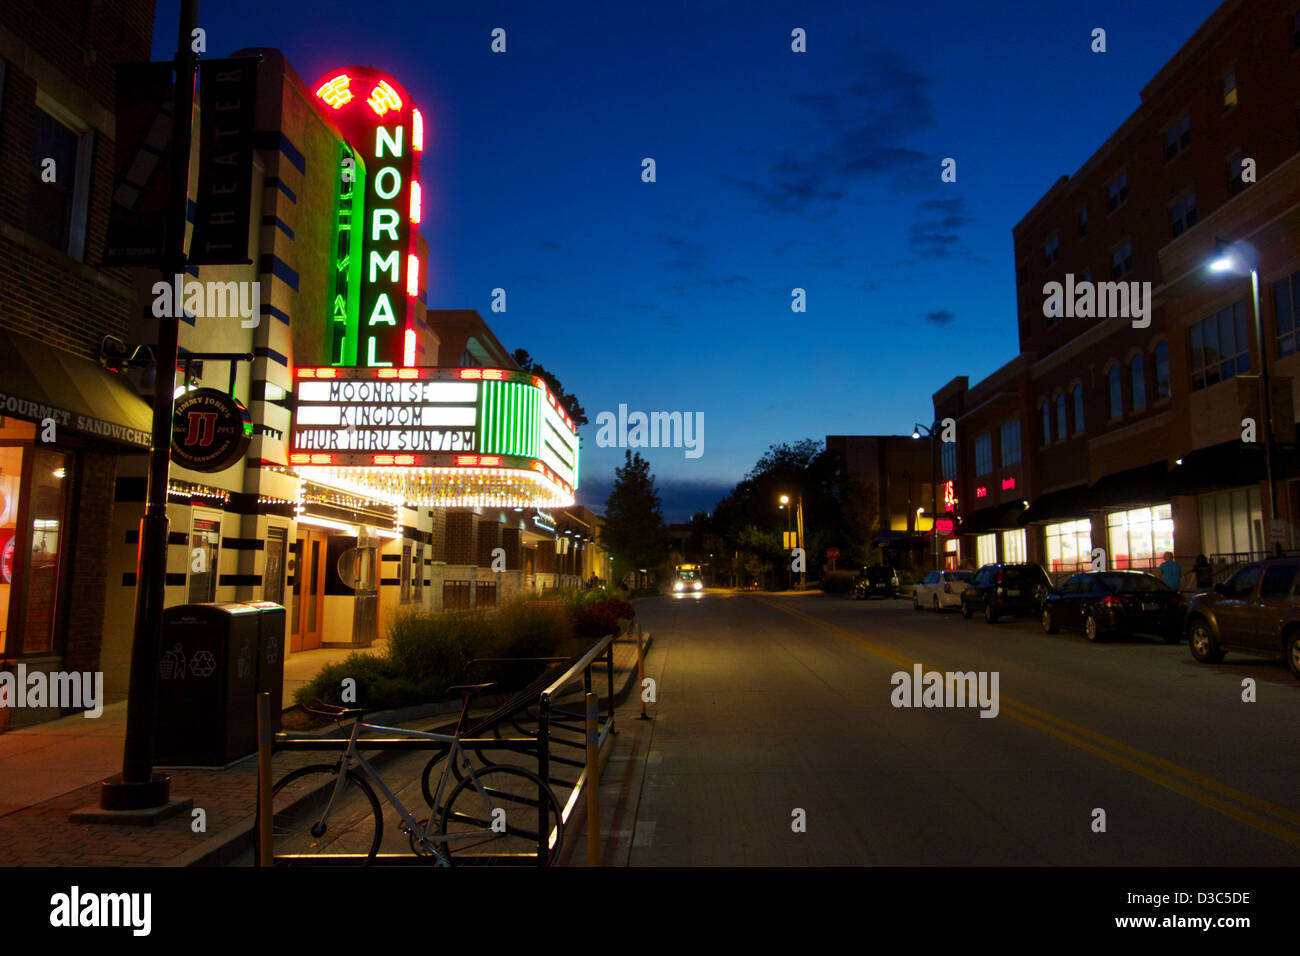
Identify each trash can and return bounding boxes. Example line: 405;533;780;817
155;602;260;766
243;601;286;730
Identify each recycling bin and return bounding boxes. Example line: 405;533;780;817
242;601;286;730
155;602;260;766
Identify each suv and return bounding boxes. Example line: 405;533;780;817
853;565;899;599
961;563;1052;623
1184;558;1300;681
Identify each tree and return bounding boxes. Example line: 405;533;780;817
512;348;588;426
600;450;670;584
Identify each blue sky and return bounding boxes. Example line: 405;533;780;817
154;0;1223;520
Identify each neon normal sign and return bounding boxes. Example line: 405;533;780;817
313;67;423;368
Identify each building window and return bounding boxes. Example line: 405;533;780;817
1275;270;1300;357
1107;172;1128;212
974;433;993;477
1040;401;1051;446
1223;71;1238;110
1188;300;1249;391
941;440;957;481
400;541;412;604
1112;241;1133;279
188;514;221;604
264;526;287;605
1198;487;1263;560
1055;393;1067;441
25;102;93;261
1044;519;1092;573
1130;354;1147;411
1043;234;1059;267
1072;385;1085;433
1106;504;1174;570
1164;113;1191;161
1000;419;1021;467
976;533;997;567
1228;152;1247;196
1169;192;1197;238
1001;529;1026;564
0;439;74;657
1107;364;1123;419
1079;207;1088;237
1154;342;1170;399
413;543;424;603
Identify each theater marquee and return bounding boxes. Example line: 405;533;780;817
290;366;580;507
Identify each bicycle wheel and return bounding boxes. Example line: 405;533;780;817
270;764;383;864
437;766;565;866
419;743;462;809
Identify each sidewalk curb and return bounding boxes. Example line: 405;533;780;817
183;632;653;866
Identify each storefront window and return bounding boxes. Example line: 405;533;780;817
944;537;959;570
977;533;997;567
1044;518;1092;572
1001;529;1027;563
188;514;221;603
0;442;73;656
264;525;287;606
1107;504;1174;569
1198;488;1262;560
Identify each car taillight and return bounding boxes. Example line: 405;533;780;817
1101;595;1127;607
997;569;1004;584
944;582;951;593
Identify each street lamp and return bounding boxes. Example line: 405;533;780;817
778;493;804;588
1208;238;1280;555
913;422;941;570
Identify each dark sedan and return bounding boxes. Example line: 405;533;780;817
1040;570;1183;642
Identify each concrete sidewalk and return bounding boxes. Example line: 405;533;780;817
0;635;648;866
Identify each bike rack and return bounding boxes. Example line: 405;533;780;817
262;634;618;867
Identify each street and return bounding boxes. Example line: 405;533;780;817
617;590;1300;866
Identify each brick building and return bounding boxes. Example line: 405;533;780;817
825;434;936;567
936;0;1300;580
0;0;156;728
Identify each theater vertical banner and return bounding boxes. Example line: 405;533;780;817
312;67;424;368
189;58;259;265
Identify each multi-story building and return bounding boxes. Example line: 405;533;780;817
0;0;156;728
937;0;1300;579
825;434;935;566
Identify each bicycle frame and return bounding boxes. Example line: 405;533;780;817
315;717;500;861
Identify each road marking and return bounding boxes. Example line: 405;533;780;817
757;595;1300;851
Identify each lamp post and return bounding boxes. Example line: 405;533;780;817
913;422;941;570
779;493;805;588
779;495;792;590
1210;239;1280;555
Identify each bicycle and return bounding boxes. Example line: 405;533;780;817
269;683;565;866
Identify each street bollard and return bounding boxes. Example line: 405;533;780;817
636;627;650;721
256;692;273;867
585;691;601;867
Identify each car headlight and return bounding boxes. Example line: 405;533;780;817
694;581;702;591
674;581;684;591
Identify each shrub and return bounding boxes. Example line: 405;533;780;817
820;570;856;594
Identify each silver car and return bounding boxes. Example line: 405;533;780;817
912;569;973;611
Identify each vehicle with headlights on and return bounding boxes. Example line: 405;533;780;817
673;563;704;594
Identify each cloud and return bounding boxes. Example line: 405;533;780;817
577;476;738;524
537;238;564;252
924;310;956;325
906;197;977;260
727;51;935;213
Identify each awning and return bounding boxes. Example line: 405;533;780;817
1168;442;1267;494
0;333;152;448
1020;484;1090;524
1084;461;1170;510
957;506;998;535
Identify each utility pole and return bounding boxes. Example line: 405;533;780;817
99;0;199;812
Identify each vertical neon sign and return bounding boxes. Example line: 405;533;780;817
313;68;424;368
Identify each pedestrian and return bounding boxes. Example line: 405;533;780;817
1158;551;1182;590
1193;554;1213;589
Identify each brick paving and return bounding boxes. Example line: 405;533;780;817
0;635;649;866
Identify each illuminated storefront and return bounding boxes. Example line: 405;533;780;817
1043;519;1092;572
1105;504;1175;570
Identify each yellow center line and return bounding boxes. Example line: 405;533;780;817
755;595;1300;850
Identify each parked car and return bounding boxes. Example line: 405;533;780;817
1184;558;1300;681
912;569;973;611
960;563;1052;623
1040;570;1183;642
853;565;899;599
